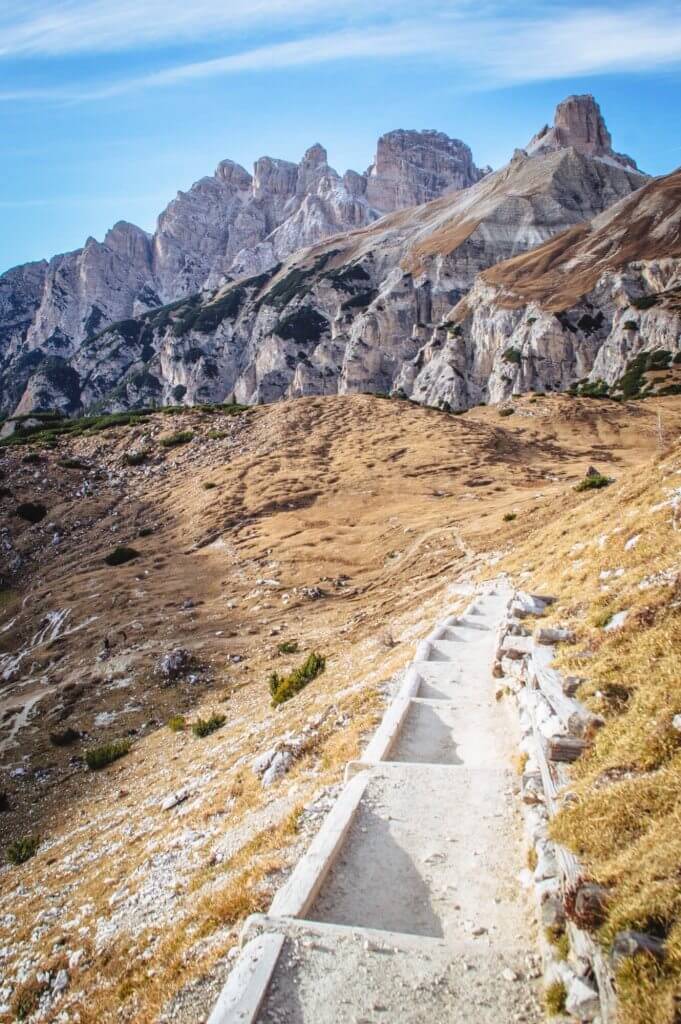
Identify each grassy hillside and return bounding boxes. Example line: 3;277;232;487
501;434;681;1024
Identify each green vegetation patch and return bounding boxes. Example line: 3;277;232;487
544;979;567;1016
630;295;658;310
192;713;226;738
6;835;40;865
85;738;131;770
277;639;299;655
502;347;522;365
276;306;329;345
159;430;194;448
575;473;612;492
167;715;186;732
265;251;337;309
269;651;326;706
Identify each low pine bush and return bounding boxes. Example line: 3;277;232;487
503;512;517;522
269;651;326;706
192;713;226;738
15;502;47;524
168;715;186;732
575;473;611;492
277;640;299;655
159;430;194;448
6;835;40;865
85;738;131;770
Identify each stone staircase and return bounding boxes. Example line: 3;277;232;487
208;584;542;1024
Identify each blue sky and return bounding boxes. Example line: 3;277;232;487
2;1;681;275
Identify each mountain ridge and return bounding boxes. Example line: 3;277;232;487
0;94;659;419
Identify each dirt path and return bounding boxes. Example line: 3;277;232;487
213;586;542;1023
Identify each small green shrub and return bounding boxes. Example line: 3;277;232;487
269;651;326;706
499;407;515;417
277;640;299;655
168;715;186;732
207;430;228;440
578;379;610;399
545;924;570;960
502;347;522;365
575;473;612;492
630;294;658;310
58;457;88;470
544;979;567;1015
138;526;154;538
191;713;226;738
503;512;517;522
15;501;47;524
202;481;217;490
623;320;638;332
159;430;194;448
21;452;42;464
124;450;149;466
104;546;140;566
6;835;40;865
85;738;131;770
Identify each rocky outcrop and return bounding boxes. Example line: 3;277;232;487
405;169;681;410
0;95;658;417
525;94;639;171
365;130;485;211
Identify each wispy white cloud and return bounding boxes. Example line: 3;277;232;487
2;4;681;101
0;0;413;57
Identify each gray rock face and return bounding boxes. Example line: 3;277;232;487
0;130;484;415
0;96;658;417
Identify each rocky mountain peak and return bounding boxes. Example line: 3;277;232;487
526;94;640;171
366;129;484;211
296;143;336;195
253;155;299;199
215;159;252;190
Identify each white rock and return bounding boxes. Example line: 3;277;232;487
53;969;69;993
565;977;600;1020
604;610;629;631
160;787;192;811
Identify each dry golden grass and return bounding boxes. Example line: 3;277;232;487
2;393;680;1021
500;436;681;1024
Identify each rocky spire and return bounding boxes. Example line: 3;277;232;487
525;94;640;171
365;129;484;212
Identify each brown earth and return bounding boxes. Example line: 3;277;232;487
0;392;679;1022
